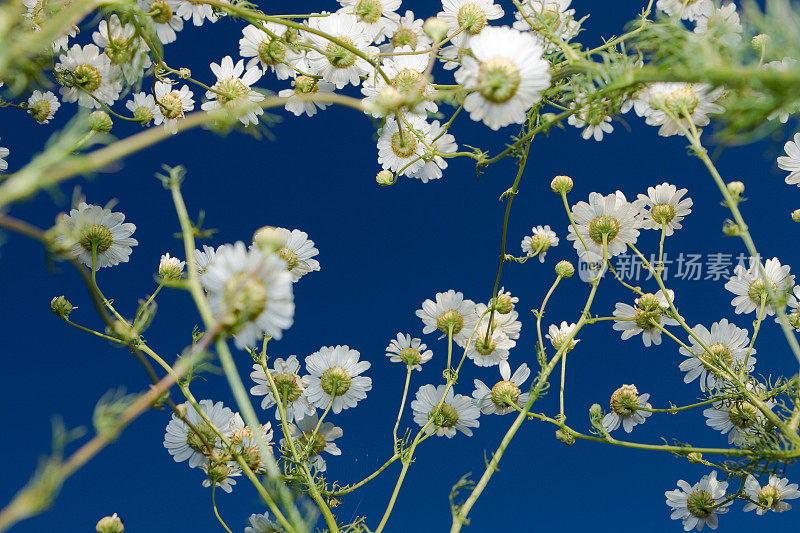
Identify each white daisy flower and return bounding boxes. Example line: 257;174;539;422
694;4;742;42
777;132;800;186
567;190;641;259
635;182;693;236
337;0;401;43
411;384;480;438
26;90;60;124
380;10;430;52
271;227;320;281
742;474;800;514
245;512;287;533
490;287;518;314
193;244;218;279
92;14;152;84
0;142;8;172
472;361;530;415
361;46;437;118
278;73;336;117
613;290;679;347
513;0;581;53
158;253;185;281
23;0;76;51
466;326;513;367
283;412;342;472
416;290;479;347
568;105;614;141
765;59;800;123
778;285;800;331
202;242;295;348
545;321;579;352
601;384;652;433
139;0;183;44
438;0;504;47
163;399;235;468
637;82;724;137
153;81;194;134
201;461;241;493
724;257;796;316
229;413;274;474
306;13;378;89
656;0;714;21
175;0;223;26
125;92;157;126
385;333;433;370
57;44;121;108
239;23;304;80
201;56;264;126
377;115;430;177
474;302;522;341
665;471;731;531
703;399;770;444
521;225;559;262
56;202;138;269
304;345;372;414
678;319;756;392
250;356;315;423
454;26;551;130
408;120;458;183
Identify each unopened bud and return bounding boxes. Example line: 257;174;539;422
791;209;800;223
89;110;113;133
687;452;703;464
722;219;742;237
555;260;575;278
376;169;396;186
253;226;287;254
96;513;124;533
50;295;74;319
751;34;769;50
550;175;573;194
589;403;603;421
158;253;184;281
423;17;448;42
555;427;575;445
726;181;745;202
490;293;514;314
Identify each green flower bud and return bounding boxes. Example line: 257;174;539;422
253;226;287;255
550;175;573;194
726;181;744;202
555;427;574;445
555;260;575;278
376;169;396;186
423;17;448;42
687;452;703;464
50;295;74;319
89;110;113;134
791;209;800;223
96;513;124;533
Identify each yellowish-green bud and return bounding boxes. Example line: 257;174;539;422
423;17;448;42
50;295;74;319
555;260;575;278
687;452;703;464
89;110;113;133
555;427;574;445
751;34;769;50
727;181;745;201
550;175;573;194
376;169;395;186
253;225;287;254
791;209;800;223
96;513;124;533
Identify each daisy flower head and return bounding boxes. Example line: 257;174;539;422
385;333;433;370
271;227;321;281
724;256;796;316
0;142;7;172
521;225;559;262
139;0;183;44
175;0;223;26
201;56;264;126
656;0;714;21
438;0;504;47
665;471;731;531
306;13;378;89
381;10;430;52
742;474;800;514
474;302;522;341
567;191;641;260
703;399;769;445
282;412;342;472
490;288;518;315
304;345;372;414
56;202;138;269
124;92;157;126
416;290;479;347
638;82;724;137
245;512;287;533
229;413;274;474
239;23;304;80
567;100;614;141
678;319;756;392
472;361;530;415
57;44;121;108
513;0;581;53
158;253;185;281
361;46;437;118
337;0;401;43
377;115;430;177
613;290;678;347
694;4;742;44
193;244;218;280
153;81;194;134
27;90;60;124
779;285;800;331
250;356;315;423
411;384;480;437
408;120;458;183
202;461;241;492
163;399;235;468
202;241;295;348
546;321;579;352
636;182;693;236
765;59;800;123
466;326;513;367
92;14;152;84
454;26;551;130
777;132;800;186
601;384;652;433
278;72;336;117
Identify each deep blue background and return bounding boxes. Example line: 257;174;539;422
2;1;799;531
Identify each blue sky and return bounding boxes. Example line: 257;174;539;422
2;0;799;532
